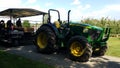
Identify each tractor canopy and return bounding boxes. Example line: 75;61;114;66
0;8;47;18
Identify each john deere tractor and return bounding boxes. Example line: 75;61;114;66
34;9;111;62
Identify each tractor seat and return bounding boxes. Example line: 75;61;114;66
54;21;60;28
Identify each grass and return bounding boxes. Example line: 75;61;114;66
106;37;120;57
0;51;54;68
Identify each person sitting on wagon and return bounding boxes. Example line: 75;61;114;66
7;20;13;30
1;20;5;29
0;20;5;35
16;18;22;28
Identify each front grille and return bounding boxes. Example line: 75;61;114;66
88;29;101;40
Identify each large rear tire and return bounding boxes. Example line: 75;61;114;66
67;36;92;62
34;25;56;54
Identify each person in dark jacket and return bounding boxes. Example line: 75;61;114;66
0;20;5;35
7;20;13;30
0;20;2;30
0;20;5;29
16;18;22;27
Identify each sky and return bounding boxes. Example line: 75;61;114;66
0;0;120;22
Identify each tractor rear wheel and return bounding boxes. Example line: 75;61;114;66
67;36;92;62
35;25;56;54
92;45;107;56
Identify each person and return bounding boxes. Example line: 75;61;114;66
54;21;60;28
0;20;2;30
7;20;13;30
0;20;5;35
0;20;5;29
16;18;22;27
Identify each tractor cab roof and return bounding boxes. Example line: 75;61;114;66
0;8;47;18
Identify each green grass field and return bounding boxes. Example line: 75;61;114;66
0;51;54;68
106;37;120;57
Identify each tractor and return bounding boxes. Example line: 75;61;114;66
34;9;111;62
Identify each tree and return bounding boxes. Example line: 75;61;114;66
22;20;30;28
80;17;120;34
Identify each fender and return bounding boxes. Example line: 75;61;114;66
40;23;59;37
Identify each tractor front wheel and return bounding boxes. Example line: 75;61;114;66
92;45;107;56
67;36;92;62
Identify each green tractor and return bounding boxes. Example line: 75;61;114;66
34;9;111;62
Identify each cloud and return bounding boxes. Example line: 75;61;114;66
70;1;120;20
0;0;22;10
78;4;120;20
0;0;119;21
71;0;81;5
27;0;37;4
84;4;91;9
105;4;120;11
45;2;53;7
69;4;91;21
77;4;91;11
0;0;42;11
70;4;120;21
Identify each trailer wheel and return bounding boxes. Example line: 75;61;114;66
35;25;56;54
12;39;19;46
67;36;92;62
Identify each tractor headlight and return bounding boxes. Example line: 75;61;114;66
83;28;89;33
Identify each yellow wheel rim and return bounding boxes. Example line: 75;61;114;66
95;48;100;51
70;41;84;57
37;32;47;49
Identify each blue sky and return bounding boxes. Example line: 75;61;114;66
0;0;120;21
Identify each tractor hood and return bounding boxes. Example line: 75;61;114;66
69;22;103;31
69;22;106;42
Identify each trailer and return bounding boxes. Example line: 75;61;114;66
0;8;47;46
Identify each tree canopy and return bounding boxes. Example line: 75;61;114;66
81;17;120;34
